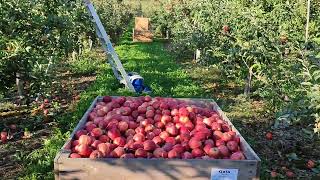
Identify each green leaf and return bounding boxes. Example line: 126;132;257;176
25;46;31;52
311;168;320;173
301;82;312;86
286;153;299;161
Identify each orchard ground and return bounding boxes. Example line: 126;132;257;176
0;31;319;179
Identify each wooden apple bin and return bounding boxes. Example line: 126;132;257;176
54;97;261;180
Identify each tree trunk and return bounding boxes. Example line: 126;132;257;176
166;30;169;39
305;0;311;43
16;72;24;99
244;70;253;96
194;49;201;63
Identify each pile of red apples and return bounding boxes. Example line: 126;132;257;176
69;96;246;160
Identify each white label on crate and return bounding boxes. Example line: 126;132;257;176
210;168;238;180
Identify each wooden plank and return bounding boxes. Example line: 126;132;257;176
57;158;258;180
55;96;260;180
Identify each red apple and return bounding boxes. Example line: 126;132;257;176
152;136;163;145
86;124;97;132
188;138;202;149
153;148;168;158
78;144;93;157
226;141;238;152
128;121;138;129
1;131;8;143
145;124;155;132
163;143;174;152
79;135;92;145
98;135;109;143
165;137;176;145
107;128;121;140
114;137;126;147
152;128;162;136
166;125;178;136
103;96;112;103
146;110;155;118
131;142;143;150
218;145;230;157
75;130;87;139
89;150;103;159
193;132;207;141
171;109;179;116
213;130;223;140
230;151;245;160
144;95;152;102
179;107;189;116
70;153;82;158
111;147;125;157
120;107;131;116
168;149;180;158
203;144;213;154
205;139;214;146
179;116;190;124
135;126;145;134
135;148;148;158
154;114;162;122
125;129;136;137
211;122;222;131
138;106;147;114
159;131;170;140
208;147;220;158
120;153;135;158
161;115;171;124
180;133;191;142
118;121;129;132
221;124;231;132
146;132;156;140
286;171;294;178
306;160;316;169
133;133;145;142
182;152;193;159
180;126;190;134
192;148;204;157
91;140;102;149
72;140;79;147
159;102;169;110
97;143;111;157
203;118;213;126
266;132;273;140
173;144;184;154
131;110;139;118
184;121;194;131
143;140;157;151
91;128;103;138
270;171;277;178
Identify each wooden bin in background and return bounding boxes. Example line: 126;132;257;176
54;97;261;180
133;17;153;42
